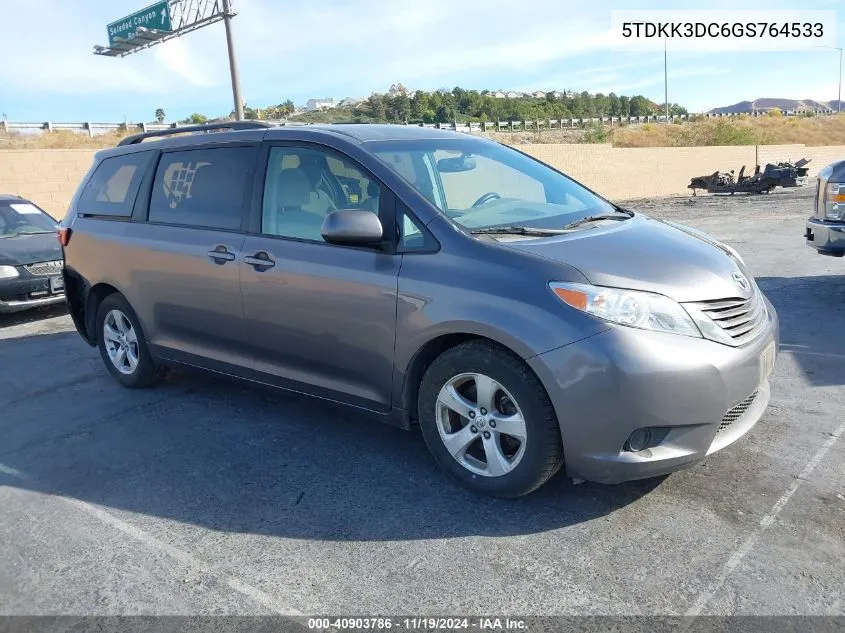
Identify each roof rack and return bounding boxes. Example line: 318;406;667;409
118;121;272;146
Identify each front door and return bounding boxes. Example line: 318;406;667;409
239;144;400;412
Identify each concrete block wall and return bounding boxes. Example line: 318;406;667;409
1;144;844;218
520;144;760;199
0;150;95;218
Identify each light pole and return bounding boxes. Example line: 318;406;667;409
664;37;670;122
222;0;245;121
813;46;842;113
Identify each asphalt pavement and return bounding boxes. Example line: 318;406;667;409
1;186;843;616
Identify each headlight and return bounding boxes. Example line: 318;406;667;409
550;282;702;338
0;265;20;279
823;182;845;221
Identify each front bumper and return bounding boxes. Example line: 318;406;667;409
528;298;779;484
805;218;845;257
0;274;66;313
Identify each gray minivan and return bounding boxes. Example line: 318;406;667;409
61;123;779;497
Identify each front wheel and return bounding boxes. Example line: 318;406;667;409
96;294;164;388
418;341;563;497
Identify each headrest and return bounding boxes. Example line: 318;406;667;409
276;169;311;208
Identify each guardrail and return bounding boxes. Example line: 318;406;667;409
0;120;300;137
0;109;836;138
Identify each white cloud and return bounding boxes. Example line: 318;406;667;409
152;37;220;89
594;66;730;94
230;0;616;97
1;0;841;118
0;0;224;96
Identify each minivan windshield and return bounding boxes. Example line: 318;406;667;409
371;138;620;232
0;201;57;238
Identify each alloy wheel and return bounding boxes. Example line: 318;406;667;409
435;372;527;477
103;309;139;375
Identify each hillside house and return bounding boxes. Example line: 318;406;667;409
305;98;335;111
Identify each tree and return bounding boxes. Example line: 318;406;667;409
411;91;429;120
618;95;631;118
393;94;411;122
179;113;208;124
436;103;456;123
154;107;165;123
608;93;620;117
262;84;687;126
593;93;609;117
367;94;386;120
629;95;653;117
668;103;688;116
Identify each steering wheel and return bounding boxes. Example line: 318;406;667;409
471;192;502;208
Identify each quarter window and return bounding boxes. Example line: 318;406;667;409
262;146;381;242
79;151;153;217
397;206;438;252
149;147;253;230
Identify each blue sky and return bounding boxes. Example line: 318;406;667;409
0;0;841;122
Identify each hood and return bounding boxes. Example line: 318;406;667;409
496;215;752;303
0;232;62;267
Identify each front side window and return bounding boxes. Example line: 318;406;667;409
372;138;614;231
149;147;252;230
261;146;381;242
80;151;152;217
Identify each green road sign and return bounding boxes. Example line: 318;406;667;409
107;1;172;45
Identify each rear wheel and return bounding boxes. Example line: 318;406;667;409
96;294;163;388
418;341;563;497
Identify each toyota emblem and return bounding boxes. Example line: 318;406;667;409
732;271;750;291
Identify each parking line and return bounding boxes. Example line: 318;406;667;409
685;420;845;616
0;462;303;616
779;349;845;360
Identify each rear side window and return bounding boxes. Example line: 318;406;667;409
149;147;253;230
79;151;152;217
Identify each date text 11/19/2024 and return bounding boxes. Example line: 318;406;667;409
307;617;528;630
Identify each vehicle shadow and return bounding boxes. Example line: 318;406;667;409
756;274;845;387
0;329;663;542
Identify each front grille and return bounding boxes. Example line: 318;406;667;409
718;391;758;433
23;260;63;276
685;290;767;346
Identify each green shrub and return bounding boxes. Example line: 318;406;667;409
582;121;608;143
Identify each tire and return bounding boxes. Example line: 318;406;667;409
418;341;563;498
95;293;164;388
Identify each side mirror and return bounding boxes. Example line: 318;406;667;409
321;209;383;246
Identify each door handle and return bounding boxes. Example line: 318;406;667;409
207;247;235;263
244;252;276;269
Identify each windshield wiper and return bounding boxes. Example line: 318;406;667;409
471;210;633;237
470;226;572;236
558;211;633;230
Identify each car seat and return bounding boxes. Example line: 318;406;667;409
266;169;325;240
